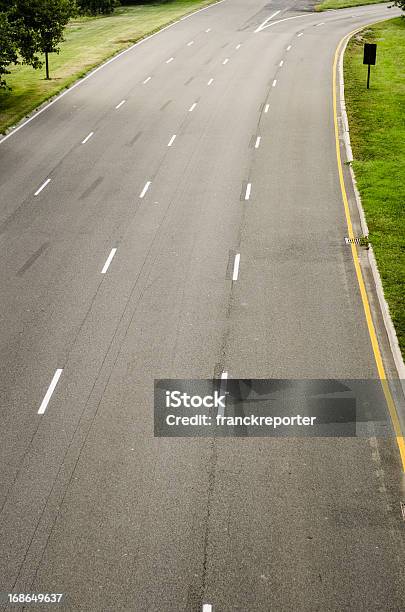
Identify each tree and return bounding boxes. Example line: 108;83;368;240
393;0;405;10
14;0;75;79
77;0;118;15
0;12;18;89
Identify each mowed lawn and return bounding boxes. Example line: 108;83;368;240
0;0;216;133
316;0;386;11
344;17;405;357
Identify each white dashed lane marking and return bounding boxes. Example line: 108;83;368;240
34;178;51;196
38;369;63;415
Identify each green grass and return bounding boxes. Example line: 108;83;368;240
0;0;217;133
316;0;386;12
344;17;405;358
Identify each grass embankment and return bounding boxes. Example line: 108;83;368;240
344;17;405;358
0;0;217;134
316;0;386;12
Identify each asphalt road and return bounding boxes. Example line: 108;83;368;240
0;1;404;610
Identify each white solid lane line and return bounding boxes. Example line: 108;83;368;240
236;43;241;49
272;79;277;87
168;135;177;147
287;45;292;51
265;104;270;113
34;178;51;196
115;99;126;109
255;136;261;149
255;13;312;33
297;32;303;37
245;183;252;200
279;60;284;67
139;181;151;198
143;76;152;84
189;102;198;112
255;9;281;33
232;253;240;281
101;248;117;274
38;369;63;415
207;78;214;86
81;131;94;144
187;40;194;46
222;58;229;65
166;57;174;63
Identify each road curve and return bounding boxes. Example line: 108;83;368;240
0;1;404;610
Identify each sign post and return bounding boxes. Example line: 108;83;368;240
363;43;377;89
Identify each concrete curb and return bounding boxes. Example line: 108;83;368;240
338;30;405;389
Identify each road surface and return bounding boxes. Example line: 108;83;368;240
0;0;404;610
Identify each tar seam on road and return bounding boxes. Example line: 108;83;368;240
333;28;405;470
38;369;63;414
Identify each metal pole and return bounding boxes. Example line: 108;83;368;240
367;64;370;89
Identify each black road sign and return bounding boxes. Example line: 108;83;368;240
363;43;377;89
363;43;377;66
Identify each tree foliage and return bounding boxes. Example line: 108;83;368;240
0;12;19;89
77;0;118;15
393;0;405;10
0;0;75;86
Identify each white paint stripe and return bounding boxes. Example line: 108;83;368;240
101;248;117;274
245;183;252;200
255;10;281;33
81;131;94;144
143;76;152;84
255;136;261;149
166;57;174;63
255;13;312;34
205;28;211;32
0;0;227;146
207;78;214;86
187;40;194;46
287;45;292;51
189;102;197;112
218;372;228;418
115;99;126;109
202;606;213;612
232;253;240;281
222;58;229;65
297;32;303;37
168;134;176;147
34;178;51;196
264;104;270;113
316;22;325;26
236;43;241;49
279;60;284;67
180;0;225;21
139;181;151;198
272;79;277;87
38;369;63;414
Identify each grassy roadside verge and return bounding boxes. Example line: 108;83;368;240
0;0;217;134
344;17;405;358
316;0;386;12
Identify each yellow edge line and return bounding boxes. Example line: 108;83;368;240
333;28;405;471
